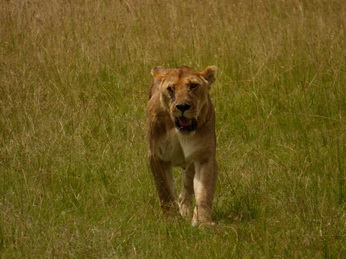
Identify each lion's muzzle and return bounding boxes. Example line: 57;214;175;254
176;103;191;112
174;116;197;132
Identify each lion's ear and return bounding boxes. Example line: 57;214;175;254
200;66;217;85
151;66;168;80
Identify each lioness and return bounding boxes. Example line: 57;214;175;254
147;65;218;226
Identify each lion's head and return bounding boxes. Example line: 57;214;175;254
151;66;216;133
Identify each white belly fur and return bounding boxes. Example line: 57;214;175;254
156;129;201;166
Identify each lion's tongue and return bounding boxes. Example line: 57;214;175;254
178;117;191;127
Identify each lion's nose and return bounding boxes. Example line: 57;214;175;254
176;103;191;112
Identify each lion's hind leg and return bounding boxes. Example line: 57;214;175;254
178;163;195;219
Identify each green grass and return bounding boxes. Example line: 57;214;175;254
1;0;345;257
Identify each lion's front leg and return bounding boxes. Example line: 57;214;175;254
178;162;195;218
149;154;177;215
192;158;218;226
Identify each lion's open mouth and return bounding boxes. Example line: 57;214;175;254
174;116;197;132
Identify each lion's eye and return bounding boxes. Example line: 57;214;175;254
190;83;199;90
167;86;175;99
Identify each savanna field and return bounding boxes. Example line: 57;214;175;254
1;0;345;257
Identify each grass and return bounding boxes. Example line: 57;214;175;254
1;0;345;257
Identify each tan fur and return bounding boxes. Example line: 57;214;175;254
147;66;218;226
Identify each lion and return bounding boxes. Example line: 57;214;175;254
147;65;218;226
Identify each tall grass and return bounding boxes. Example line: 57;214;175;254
1;0;345;257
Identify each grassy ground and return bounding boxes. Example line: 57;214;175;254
1;0;345;257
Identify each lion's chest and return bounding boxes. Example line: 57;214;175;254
156;129;200;167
